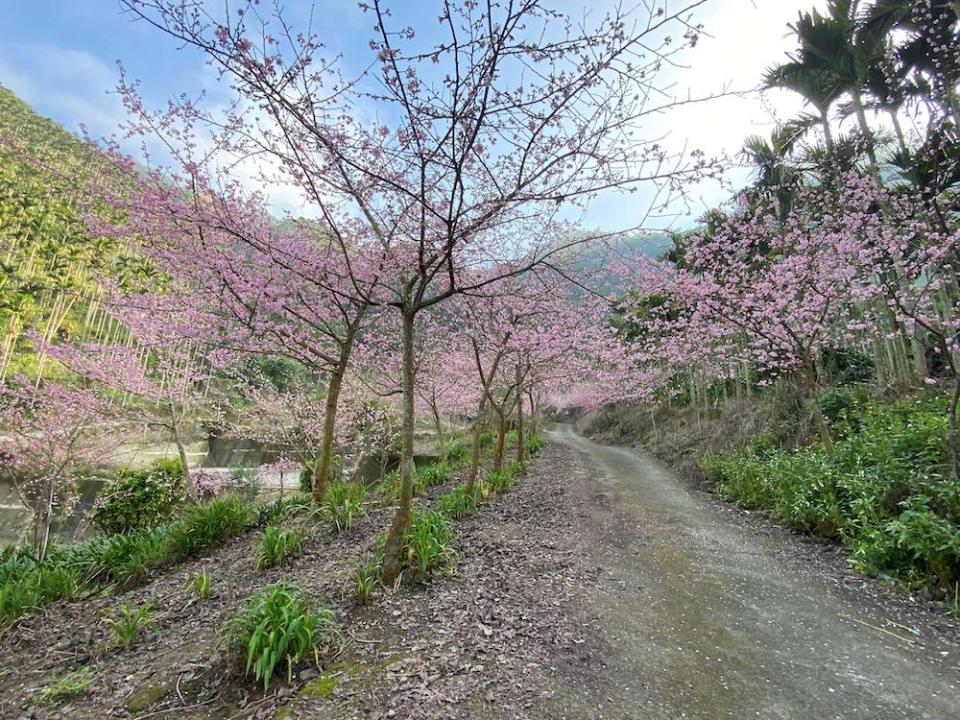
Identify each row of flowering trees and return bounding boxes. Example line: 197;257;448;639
1;1;710;572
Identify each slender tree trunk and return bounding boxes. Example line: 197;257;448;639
432;403;444;448
804;357;834;457
493;412;506;471
172;422;194;500
382;309;417;586
949;376;960;480
465;395;486;495
852;94;879;168
313;355;349;504
821;113;835;150
516;366;525;465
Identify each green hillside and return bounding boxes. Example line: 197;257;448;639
0;85;143;380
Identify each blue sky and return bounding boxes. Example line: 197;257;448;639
0;0;824;230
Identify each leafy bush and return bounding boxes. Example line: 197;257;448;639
255;526;306;570
705;393;960;596
487;461;522;493
324;482;366;531
169;497;253;557
105;601;152;648
438;487;478;519
442;439;469;464
417;461;450;488
93;458;184;535
402;510;457;582
224;583;339;691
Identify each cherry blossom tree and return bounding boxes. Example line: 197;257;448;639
118;0;715;581
0;380;116;560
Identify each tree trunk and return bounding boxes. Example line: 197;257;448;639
172;423;194;500
493;414;506;471
804;357;834;457
516;366;525;465
465;396;486;495
382;309;417;586
312;356;349;504
851;94;879;169
432;404;444;448
821;113;835;150
949;376;960;479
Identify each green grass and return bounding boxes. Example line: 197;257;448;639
224;583;339;691
186;569;213;600
33;666;93;705
402;510;457;582
417;461;451;488
353;554;382;605
323;482;367;532
437;486;479;519
255;526;306;570
0;496;259;625
525;434;545;455
701;392;960;597
105;602;152;648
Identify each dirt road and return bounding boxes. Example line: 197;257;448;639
549;425;959;719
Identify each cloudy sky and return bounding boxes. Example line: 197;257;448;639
0;0;828;230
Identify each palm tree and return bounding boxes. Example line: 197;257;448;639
766;1;887;166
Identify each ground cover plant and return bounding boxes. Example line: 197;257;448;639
224;582;339;691
701;392;960;598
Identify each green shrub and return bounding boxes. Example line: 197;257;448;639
255;526;306;570
324;482;366;532
33;666;93;705
417;461;450;488
402;510;457;582
354;554;382;605
525;434;545;455
438;487;478;519
709;392;960;596
224;583;339;691
443;440;469;464
93;458;184;535
105;601;152;648
487;462;521;493
259;494;312;524
169;497;253;558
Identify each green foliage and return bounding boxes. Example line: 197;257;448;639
255;526;306;570
169;497;253;558
487;461;522;493
0;497;254;624
33;666;93;706
259;493;312;524
704;393;960;595
438;486;478;519
93;458;185;535
417;461;450;488
353;554;382;605
224;583;339;691
324;482;366;532
105;602;152;648
186;569;213;600
442;438;469;464
402;510;457;582
525;434;545;455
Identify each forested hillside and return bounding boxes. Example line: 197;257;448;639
0;85;146;381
